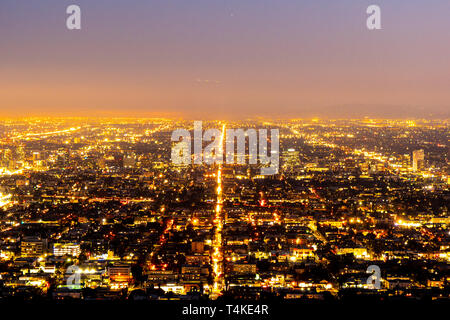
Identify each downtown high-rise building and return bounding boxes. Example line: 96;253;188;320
412;149;425;172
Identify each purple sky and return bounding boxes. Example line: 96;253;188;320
1;0;449;119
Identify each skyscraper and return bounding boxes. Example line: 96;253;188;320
412;149;425;172
281;148;300;174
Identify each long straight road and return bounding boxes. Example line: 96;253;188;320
210;124;225;299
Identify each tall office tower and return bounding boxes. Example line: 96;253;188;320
16;145;25;161
412;149;425;172
400;154;411;169
281;148;300;174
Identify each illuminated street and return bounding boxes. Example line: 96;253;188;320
211;124;225;299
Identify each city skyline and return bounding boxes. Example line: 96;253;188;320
0;117;447;303
0;1;448;308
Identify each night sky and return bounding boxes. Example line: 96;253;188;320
1;0;449;119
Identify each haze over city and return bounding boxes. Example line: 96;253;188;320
1;0;450;119
0;0;449;310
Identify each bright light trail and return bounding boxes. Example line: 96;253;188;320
211;124;225;299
